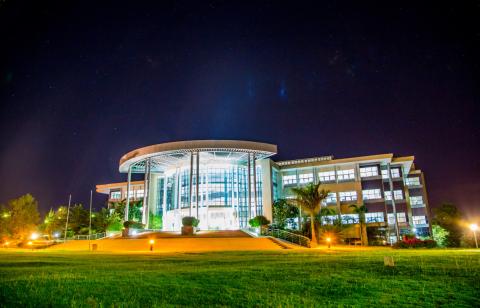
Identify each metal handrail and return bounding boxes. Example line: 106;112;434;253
261;227;311;248
71;232;107;240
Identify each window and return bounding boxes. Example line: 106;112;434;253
381;168;401;179
412;215;427;225
360;166;378;177
410;196;423;205
325;193;337;204
339;191;357;202
405;177;421;186
365;212;384;223
318;170;335;182
110;191;121;200
136;189;144;198
342;214;359;224
337;169;355;181
282;175;297;185
388;212;407;224
298;173;313;184
362;189;382;200
322;215;338;225
385;190;404;200
127;190;134;198
391;168;401;178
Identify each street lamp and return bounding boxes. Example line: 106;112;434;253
470;224;478;249
149;239;155;251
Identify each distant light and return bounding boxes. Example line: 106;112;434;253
326;237;331;242
53;232;60;238
2;213;9;218
149;239;155;245
470;224;478;231
30;233;39;240
5;241;10;246
27;241;33;246
412;228;417;233
131;230;138;236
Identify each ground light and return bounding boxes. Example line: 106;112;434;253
470;223;478;248
326;237;331;249
149;239;155;251
30;233;39;240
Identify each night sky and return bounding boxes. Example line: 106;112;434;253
0;1;479;217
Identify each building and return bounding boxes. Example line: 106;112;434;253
96;140;431;243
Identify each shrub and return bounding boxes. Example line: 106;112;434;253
182;216;199;227
394;235;437;248
249;215;270;227
123;221;144;229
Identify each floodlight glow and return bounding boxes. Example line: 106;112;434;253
27;241;33;246
131;230;138;236
30;233;39;240
470;224;478;231
5;241;10;246
326;237;331;242
53;232;60;238
149;239;155;244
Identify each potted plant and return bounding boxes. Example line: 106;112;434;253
248;215;271;234
181;216;199;236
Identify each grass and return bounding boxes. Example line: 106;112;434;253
0;248;479;307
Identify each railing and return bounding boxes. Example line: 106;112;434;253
261;228;311;248
71;232;107;240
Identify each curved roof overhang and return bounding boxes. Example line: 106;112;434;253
119;140;277;173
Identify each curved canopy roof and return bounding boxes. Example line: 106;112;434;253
119;140;277;173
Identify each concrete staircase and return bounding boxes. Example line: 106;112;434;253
47;237;285;252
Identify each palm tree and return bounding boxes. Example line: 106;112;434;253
290;183;330;246
349;204;368;245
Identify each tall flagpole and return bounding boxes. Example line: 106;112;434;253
64;194;72;242
89;190;93;250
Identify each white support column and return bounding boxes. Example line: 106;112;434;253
125;165;131;221
196;152;200;219
253;153;257;218
189;152;193;216
247;153;252;221
162;175;167;230
142;159;151;227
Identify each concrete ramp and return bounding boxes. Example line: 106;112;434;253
47;237;284;252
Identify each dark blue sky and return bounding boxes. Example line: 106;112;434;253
0;1;479;217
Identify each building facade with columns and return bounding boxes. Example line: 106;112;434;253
96;140;431;242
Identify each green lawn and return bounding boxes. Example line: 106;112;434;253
0;249;479;307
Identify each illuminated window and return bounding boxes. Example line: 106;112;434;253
325;193;337;204
136;190;144;198
412;216;427;225
388;212;407;224
342;214;359;224
339;191;357;202
405;177;421;186
322;215;338;225
385;190;403;200
298;173;313;184
318;170;335;182
410;196;423;205
360;166;378;177
110;191;121;200
365;212;384;223
362;189;382;200
282;175;297;185
337;169;355;181
382;168;401;179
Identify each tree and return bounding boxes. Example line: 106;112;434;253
2;194;40;240
349;204;368;245
249;215;270;227
69;204;89;235
289;183;329;245
432;203;463;247
432;224;449;247
272;199;298;229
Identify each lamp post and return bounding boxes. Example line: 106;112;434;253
149;239;155;251
326;237;331;249
470;224;478;249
